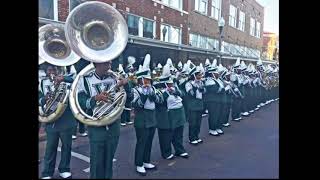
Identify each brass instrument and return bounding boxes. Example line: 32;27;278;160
67;1;128;126
38;24;80;123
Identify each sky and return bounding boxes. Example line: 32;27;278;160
256;0;279;35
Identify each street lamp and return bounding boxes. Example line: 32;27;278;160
218;17;225;64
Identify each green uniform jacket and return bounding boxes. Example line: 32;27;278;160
134;108;157;128
77;75;123;141
131;86;162;128
184;81;204;111
178;80;189;113
39;76;76;132
158;88;186;129
124;80;136;107
203;80;222;104
155;102;169;129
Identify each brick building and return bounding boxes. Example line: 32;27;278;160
262;32;277;61
39;0;274;67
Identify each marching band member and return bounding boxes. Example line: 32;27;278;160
203;60;222;136
69;64;88;139
39;63;76;179
177;62;191;121
131;54;162;176
253;68;262;110
39;65;47;164
204;58;211;71
264;65;274;104
177;61;183;72
272;66;279;101
251;64;261;113
77;60;128;179
157;64;189;160
256;59;267;108
239;61;250;117
185;61;206;145
203;58;213;116
246;64;256;114
230;58;244;122
153;63;163;83
118;62;134;126
220;67;237;127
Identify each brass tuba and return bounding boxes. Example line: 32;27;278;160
66;1;128;126
38;24;81;123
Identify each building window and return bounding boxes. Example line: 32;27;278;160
256;21;261;38
207;38;214;50
211;0;221;20
161;24;181;44
143;19;154;38
189;33;199;47
238;10;245;31
127;14;140;36
199;35;207;49
189;33;218;50
222;41;230;53
195;0;208;15
128;14;155;39
250;17;255;36
161;0;182;10
229;5;237;28
172;26;181;44
39;0;58;20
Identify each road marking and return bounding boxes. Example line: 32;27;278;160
57;147;117;173
57;147;90;173
83;167;90;173
57;147;90;162
168;161;176;166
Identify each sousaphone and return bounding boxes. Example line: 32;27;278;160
66;1;128;126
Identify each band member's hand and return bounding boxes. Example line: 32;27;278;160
45;94;51;102
55;75;64;83
167;87;174;93
95;92;109;102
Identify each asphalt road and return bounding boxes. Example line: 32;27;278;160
38;101;279;179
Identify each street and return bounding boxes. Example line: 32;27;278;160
38;101;279;179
